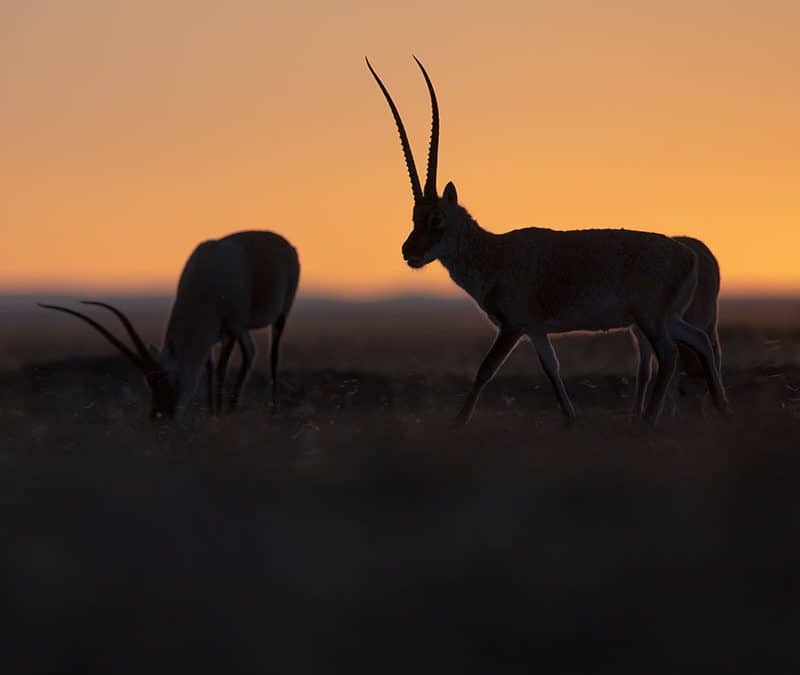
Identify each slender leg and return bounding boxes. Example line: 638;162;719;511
215;337;236;414
230;332;255;412
711;327;723;373
686;326;723;414
702;328;724;413
530;334;576;422
665;377;680;418
668;316;730;414
631;326;654;418
205;354;216;416
454;327;521;427
270;314;287;408
675;342;701;414
641;330;679;426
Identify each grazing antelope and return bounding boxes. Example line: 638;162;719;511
40;230;299;420
367;56;729;426
632;236;722;416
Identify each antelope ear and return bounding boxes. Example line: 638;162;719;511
443;181;458;205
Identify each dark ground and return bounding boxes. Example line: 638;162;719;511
1;295;799;673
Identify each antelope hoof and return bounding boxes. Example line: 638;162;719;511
642;411;661;428
451;412;471;429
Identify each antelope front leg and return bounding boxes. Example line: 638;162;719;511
205;355;215;416
454;327;521;427
269;314;287;409
530;334;576;423
230;332;255;412
215;337;236;414
630;326;654;418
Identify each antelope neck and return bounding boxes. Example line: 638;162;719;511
438;216;500;308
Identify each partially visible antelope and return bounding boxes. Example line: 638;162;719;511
367;56;729;426
40;230;299;420
632;236;722;416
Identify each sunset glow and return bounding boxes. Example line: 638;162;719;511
2;1;799;297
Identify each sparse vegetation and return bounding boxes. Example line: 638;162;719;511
2;296;799;673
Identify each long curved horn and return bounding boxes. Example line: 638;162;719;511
366;57;423;202
81;301;154;367
38;303;146;371
413;56;439;198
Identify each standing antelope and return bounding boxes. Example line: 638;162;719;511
367;57;729;426
40;230;299;420
632;236;722;416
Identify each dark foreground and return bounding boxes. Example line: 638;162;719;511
1;297;800;673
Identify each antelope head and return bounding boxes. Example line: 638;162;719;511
367;56;463;269
39;301;183;420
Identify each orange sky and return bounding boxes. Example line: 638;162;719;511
2;1;798;297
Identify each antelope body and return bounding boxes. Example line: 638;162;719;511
367;57;729;425
40;230;299;420
632;235;722;416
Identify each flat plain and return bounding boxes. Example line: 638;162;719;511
2;295;799;673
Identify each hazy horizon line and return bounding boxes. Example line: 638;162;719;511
2;288;800;305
